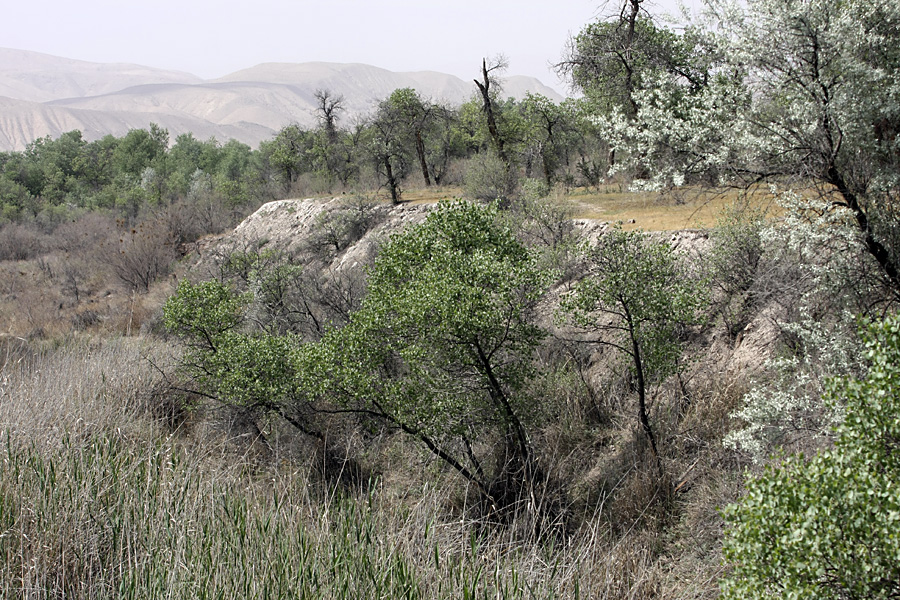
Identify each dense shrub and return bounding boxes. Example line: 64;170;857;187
722;316;900;600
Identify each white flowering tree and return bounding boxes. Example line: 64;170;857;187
590;0;900;295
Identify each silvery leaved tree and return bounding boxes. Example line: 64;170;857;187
592;0;900;297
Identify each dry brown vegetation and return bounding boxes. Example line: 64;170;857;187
377;183;779;232
0;333;741;599
0;182;875;598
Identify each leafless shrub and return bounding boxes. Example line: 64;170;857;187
0;222;49;261
304;195;384;259
464;152;519;205
15;278;65;338
705;203;769;340
53;213;117;255
71;310;101;331
105;219;178;293
155;196;232;248
509;182;582;278
0;333;31;370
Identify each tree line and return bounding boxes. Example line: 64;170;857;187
0;81;612;232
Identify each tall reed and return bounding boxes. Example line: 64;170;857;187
0;337;714;599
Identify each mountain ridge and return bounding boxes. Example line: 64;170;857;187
0;49;564;151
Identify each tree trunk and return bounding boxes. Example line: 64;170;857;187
827;166;900;294
474;59;510;167
626;312;663;478
384;156;400;204
622;0;642;118
542;146;553;187
415;131;431;187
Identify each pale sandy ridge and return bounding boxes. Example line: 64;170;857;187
0;49;563;151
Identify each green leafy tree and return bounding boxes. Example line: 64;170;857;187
557;2;707;120
520;93;581;186
77;135;119;200
0;150;42;200
24;130;88;204
298;201;554;504
165;133;222;198
163;279;249;356
259;124;307;191
213;139;257;208
380;88;435;186
0;175;37;222
559;226;706;473
111;124;168;179
722;315;900;600
368;96;413;203
163;279;310;429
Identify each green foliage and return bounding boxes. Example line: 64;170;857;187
722;316;900;599
112;124;169;179
0;124;271;232
376;88;456;187
561;226;706;384
559;226;706;465
369;95;413;202
259;123;308;190
562;15;707;118
163;278;302;410
163;279;249;351
298;200;554;491
204;331;300;409
519;93;582;186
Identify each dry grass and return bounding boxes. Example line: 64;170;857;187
395;186;465;205
0;336;730;599
564;185;779;231
375;184;778;232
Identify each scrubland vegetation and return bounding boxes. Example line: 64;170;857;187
2;0;899;597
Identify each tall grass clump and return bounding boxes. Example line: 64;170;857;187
0;336;720;599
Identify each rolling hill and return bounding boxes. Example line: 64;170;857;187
0;49;563;151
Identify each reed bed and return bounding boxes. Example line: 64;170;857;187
0;338;717;599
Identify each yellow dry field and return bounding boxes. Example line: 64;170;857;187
395;184;780;231
397;186;465;205
565;185;780;230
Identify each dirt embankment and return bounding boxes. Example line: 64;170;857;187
197;197;778;383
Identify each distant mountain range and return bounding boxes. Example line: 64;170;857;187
0;48;563;151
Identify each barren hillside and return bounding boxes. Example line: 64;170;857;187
0;50;563;151
0;47;201;102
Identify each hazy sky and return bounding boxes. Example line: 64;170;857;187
3;0;701;93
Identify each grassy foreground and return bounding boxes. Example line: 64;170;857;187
0;337;723;599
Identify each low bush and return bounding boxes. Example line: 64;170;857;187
0;222;49;261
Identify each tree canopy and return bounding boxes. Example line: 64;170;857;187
297;201;554;501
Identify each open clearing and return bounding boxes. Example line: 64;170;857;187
395;184;779;231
